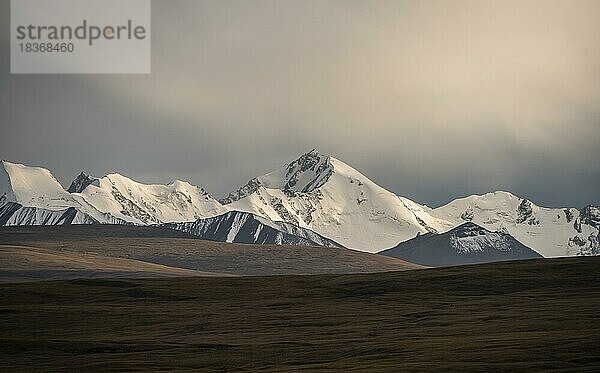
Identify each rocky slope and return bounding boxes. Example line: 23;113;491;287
379;222;543;266
163;210;342;247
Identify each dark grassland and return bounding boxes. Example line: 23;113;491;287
1;257;600;372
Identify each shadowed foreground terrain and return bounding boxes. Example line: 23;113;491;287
1;257;599;371
0;225;419;278
0;245;227;282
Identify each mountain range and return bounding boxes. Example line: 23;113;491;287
1;150;598;259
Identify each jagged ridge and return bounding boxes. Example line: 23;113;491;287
67;172;99;193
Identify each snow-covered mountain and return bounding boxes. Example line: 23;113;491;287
1;156;598;259
220;150;598;257
220;149;454;253
379;222;542;266
163;210;341;247
73;172;227;224
0;161;226;227
431;192;599;258
0;161;124;225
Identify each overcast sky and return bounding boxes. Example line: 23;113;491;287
1;0;599;208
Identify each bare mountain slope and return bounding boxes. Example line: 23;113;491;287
380;222;542;266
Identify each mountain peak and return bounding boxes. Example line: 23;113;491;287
1;161;63;193
300;148;323;158
105;172;129;180
272;149;334;193
0;161;88;211
380;221;542;266
474;191;521;201
220;149;334;204
67;172;99;193
74;171;227;224
2;160;30;171
451;221;503;238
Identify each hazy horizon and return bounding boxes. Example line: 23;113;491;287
1;0;599;208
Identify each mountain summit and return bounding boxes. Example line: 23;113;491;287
221;149;454;252
379;222;543;266
0;161;122;225
72;172;228;224
67;172;99;193
220;149;334;204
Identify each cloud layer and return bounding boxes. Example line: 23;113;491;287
1;0;599;207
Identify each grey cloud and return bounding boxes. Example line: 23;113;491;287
1;0;598;207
